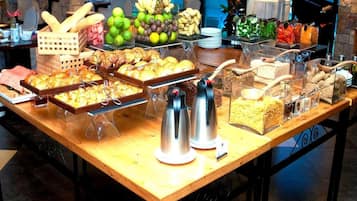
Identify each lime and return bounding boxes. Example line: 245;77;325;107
137;12;146;22
112;7;124;18
163;12;172;20
134;18;141;28
159;32;168;44
122;30;133;41
137;26;145;35
105;33;114;44
109;26;119;37
114;16;124;28
107;16;114;27
123;18;131;30
167;13;173;20
114;35;125;46
149;32;160;45
154;14;164;23
145;14;154;24
169;31;177;42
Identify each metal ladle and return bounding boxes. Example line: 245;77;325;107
241;75;293;100
208;59;236;81
262;49;301;63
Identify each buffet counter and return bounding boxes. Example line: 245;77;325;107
0;46;355;201
0;96;271;201
0;92;352;201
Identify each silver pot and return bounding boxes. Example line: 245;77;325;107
190;78;217;149
160;87;190;156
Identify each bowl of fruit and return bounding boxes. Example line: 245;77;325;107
105;7;134;47
133;0;178;46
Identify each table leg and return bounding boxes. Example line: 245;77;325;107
254;150;272;201
261;150;272;201
327;108;350;201
73;153;81;201
0;176;3;201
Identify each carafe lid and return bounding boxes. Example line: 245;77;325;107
167;87;187;109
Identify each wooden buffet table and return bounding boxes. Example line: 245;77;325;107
0;97;272;201
0;93;352;201
0;47;354;201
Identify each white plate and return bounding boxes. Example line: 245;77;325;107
0;91;36;104
190;137;218;149
154;148;196;165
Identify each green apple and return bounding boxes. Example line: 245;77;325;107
154;14;164;23
105;33;114;44
107;16;114;27
109;26;119;37
134;18;141;28
137;26;145;35
112;7;124;18
159;32;168;44
137;12;146;22
123;18;131;30
145;14;154;24
114;16;124;28
169;31;177;42
114;35;125;46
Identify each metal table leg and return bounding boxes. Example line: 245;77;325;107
254;150;272;201
327;108;350;201
73;153;81;201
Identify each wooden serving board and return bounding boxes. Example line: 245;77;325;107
20;79;105;96
49;91;146;114
113;68;199;87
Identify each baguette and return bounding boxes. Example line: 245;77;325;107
58;2;93;33
70;13;105;33
41;11;61;32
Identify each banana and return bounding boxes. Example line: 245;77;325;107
178;8;202;36
135;2;145;12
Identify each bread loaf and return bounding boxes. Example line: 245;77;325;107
58;2;93;33
70;13;105;33
41;11;61;32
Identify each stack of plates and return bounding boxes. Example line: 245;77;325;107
198;27;222;49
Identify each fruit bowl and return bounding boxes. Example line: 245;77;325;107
134;11;178;46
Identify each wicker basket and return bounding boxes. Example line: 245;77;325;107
36;49;94;75
37;26;87;55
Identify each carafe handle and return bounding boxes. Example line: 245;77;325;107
205;80;214;125
173;90;181;139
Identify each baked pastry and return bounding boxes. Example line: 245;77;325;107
25;67;102;90
54;80;143;108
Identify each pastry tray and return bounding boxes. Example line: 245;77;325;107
113;68;199;87
49;84;146;114
83;61;119;74
20;79;105;96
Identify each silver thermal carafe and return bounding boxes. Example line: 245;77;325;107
160;87;191;156
190;78;217;149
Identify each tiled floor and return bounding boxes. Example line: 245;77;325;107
0;110;356;201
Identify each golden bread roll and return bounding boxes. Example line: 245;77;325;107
140;69;156;81
176;59;195;71
164;56;178;64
